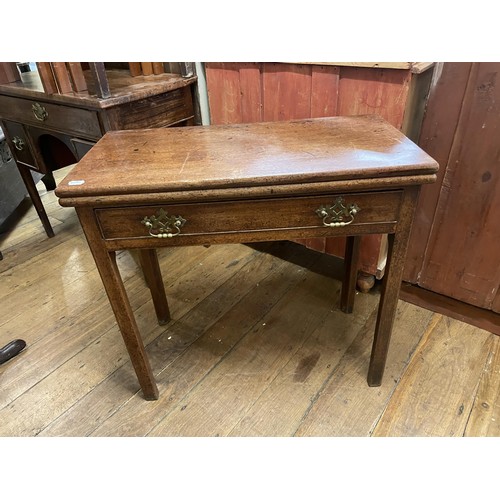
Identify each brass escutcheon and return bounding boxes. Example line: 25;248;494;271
316;197;360;227
141;208;186;238
32;102;49;121
12;136;25;151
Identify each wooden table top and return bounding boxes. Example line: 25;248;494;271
55;115;438;201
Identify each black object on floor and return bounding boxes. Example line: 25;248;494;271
0;339;27;365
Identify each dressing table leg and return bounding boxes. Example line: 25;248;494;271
17;165;54;238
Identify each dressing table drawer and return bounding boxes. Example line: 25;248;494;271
0;94;101;140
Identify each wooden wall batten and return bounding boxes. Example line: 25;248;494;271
205;62;423;278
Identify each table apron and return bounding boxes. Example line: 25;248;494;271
94;190;403;246
101;222;397;251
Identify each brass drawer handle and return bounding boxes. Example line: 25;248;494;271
32;102;49;121
12;136;25;151
316;197;360;227
141;208;186;238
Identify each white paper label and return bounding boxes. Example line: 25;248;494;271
68;180;85;186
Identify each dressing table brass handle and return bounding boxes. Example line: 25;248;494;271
141;209;186;238
12;136;25;151
32;102;49;121
316;197;360;227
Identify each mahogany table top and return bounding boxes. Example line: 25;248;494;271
55;115;438;201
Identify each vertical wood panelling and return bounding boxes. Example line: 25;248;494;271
302;236;327;253
310;65;340;117
261;63;281;121
262;63;312;120
206;63;242;124
418;62;500;309
324;236;345;256
277;63;311;120
337;67;411;128
357;236;382;275
239;63;263;123
403;63;473;283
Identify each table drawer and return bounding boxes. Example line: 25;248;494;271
96;191;403;241
0;94;102;140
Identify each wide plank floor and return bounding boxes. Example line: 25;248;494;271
1;166;499;437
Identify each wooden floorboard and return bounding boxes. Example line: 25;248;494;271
0;165;499;437
45;243;306;436
464;334;500;436
294;301;435;436
228;288;377;436
372;314;493;436
147;255;342;437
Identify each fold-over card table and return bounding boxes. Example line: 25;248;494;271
55;115;438;400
